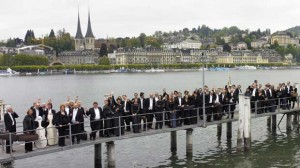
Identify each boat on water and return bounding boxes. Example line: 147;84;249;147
0;68;19;76
235;65;257;70
144;68;165;73
198;67;208;71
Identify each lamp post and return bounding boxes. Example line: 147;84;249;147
201;52;206;124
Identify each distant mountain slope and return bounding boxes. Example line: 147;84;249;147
285;26;300;36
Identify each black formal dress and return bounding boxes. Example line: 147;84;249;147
155;100;165;129
131;102;140;133
112;103;125;136
23;114;35;152
166;100;176;128
4;112;18;153
103;105;114;136
174;97;184;126
55;111;69;146
86;107;104;140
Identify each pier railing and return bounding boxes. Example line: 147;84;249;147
0;96;299;160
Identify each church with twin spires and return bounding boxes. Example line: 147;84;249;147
74;10;95;51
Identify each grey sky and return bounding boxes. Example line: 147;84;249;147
0;0;299;40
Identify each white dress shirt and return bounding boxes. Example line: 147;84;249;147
72;108;78;123
149;98;153;110
94;108;100;120
8;112;14;125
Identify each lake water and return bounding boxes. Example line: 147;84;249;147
1;70;300;168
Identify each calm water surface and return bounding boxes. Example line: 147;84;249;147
0;70;300;168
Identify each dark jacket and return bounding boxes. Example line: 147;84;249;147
4;112;18;132
23;115;35;133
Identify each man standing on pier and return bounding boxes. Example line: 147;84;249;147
69;103;84;144
4;105;18;154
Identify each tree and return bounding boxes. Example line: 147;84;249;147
139;33;146;47
24;30;36;45
99;43;108;57
49;29;56;38
99;56;110;65
223;43;231;52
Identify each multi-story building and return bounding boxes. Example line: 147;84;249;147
216;53;269;64
164;39;202;49
271;32;299;47
58;50;99;65
251;39;269;48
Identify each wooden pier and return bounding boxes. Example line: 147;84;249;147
0;95;299;167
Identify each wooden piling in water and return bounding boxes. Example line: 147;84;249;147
186;129;193;155
217;123;222;139
286;114;292;131
272;115;277;131
107;141;115;167
244;97;251;150
227;122;232;140
267;116;271;128
94;143;102;168
237;94;245;150
170;131;177;151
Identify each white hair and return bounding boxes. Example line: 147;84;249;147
6;105;12;111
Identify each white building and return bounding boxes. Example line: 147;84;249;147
164;39;202;49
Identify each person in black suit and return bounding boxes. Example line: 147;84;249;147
86;102;104;140
77;101;86;132
233;85;242;103
139;92;147;131
286;81;293;109
23;109;35;152
4;105;18;154
174;92;184;126
146;93;155;129
122;95;132;131
55;104;70;147
206;90;216;122
291;84;298;109
69;103;84;144
250;83;259;113
32;103;43;128
44;102;56;128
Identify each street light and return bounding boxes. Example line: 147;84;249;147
201;52;206;125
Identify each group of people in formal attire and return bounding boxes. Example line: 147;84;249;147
3;80;298;154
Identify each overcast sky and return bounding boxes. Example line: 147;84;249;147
0;0;300;40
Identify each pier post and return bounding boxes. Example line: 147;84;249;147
186;129;193;155
170;131;177;151
287;114;292;131
106;141;115;167
237;94;245;150
226;122;232;140
272;115;277;131
95;143;102;168
0;100;3;121
217;123;222;140
244;97;251;150
267;116;271;128
293;113;298;125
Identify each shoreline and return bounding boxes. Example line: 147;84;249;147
3;66;299;76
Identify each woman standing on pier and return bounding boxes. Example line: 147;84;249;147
165;94;176;128
23;109;35;153
155;95;165;129
55;104;70;147
103;99;114;137
131;96;140;133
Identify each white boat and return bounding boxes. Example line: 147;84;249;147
198;67;208;71
235;65;257;70
0;68;19;76
144;68;165;73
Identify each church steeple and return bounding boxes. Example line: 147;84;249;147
85;11;95;38
75;11;84;39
